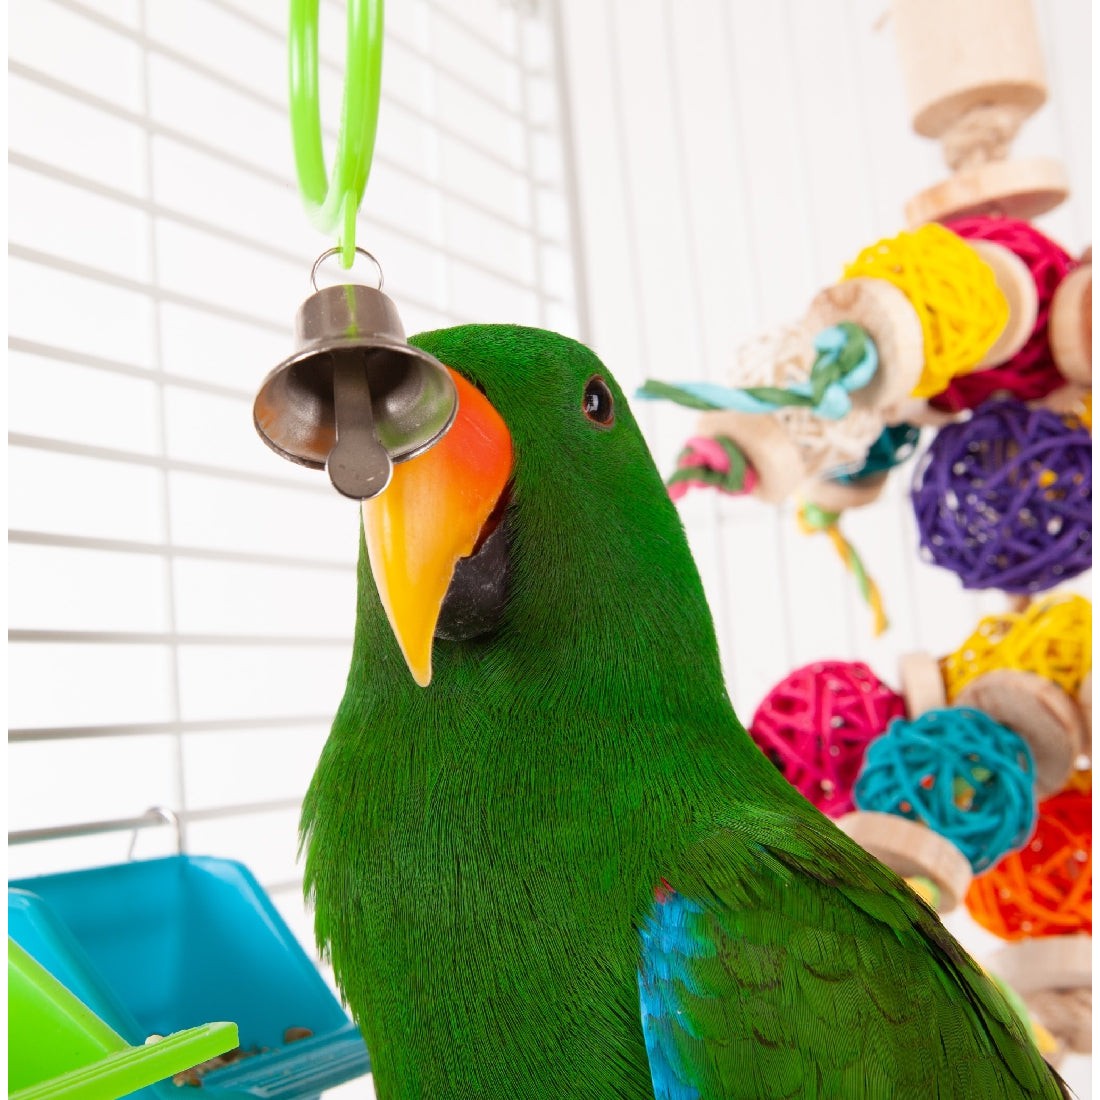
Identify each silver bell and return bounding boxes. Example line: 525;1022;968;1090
253;250;458;500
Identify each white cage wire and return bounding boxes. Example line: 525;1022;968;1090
8;0;583;962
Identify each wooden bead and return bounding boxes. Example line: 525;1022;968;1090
955;668;1084;799
1034;383;1091;424
986;934;1092;995
881;396;960;428
804;278;925;413
1048;263;1092;385
1023;988;1092;1055
837;810;972;912
968;240;1040;368
891;0;1047;144
695;410;806;504
801;472;889;514
898;651;947;718
905;157;1069;227
1079;674;1091;743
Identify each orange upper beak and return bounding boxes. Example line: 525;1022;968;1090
362;369;513;686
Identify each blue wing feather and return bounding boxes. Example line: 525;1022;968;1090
638;887;707;1100
636;821;1067;1099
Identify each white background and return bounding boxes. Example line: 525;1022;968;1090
8;1;1092;1096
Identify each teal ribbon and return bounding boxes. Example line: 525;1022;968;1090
826;422;922;485
637;322;877;420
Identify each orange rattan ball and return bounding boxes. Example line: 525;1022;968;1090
966;787;1092;940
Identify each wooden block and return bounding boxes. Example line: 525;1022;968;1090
891;0;1047;139
899;651;947;718
955;668;1084;799
905;157;1069;227
1048;263;1092;385
804;278;925;413
986;934;1092;995
695;410;806;504
802;471;889;514
837;810;972;912
969;240;1040;367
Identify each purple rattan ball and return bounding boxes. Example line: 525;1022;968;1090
911;400;1091;593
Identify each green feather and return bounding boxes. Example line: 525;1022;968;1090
300;326;1066;1099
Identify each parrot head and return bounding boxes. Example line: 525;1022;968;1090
360;324;721;694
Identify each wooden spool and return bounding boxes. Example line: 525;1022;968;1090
1048;262;1092;385
695;410;806;504
804;278;925;413
969;240;1039;368
1024;987;1092;1058
955;668;1084;798
837;810;973;911
881;396;960;428
802;471;889;514
1035;383;1091;425
904;157;1069;227
898;651;947;718
891;0;1048;151
986;934;1092;996
988;935;1093;1061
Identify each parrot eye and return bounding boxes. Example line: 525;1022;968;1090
582;376;615;426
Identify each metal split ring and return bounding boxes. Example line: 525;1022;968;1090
310;245;384;292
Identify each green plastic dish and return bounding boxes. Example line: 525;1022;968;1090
9;939;238;1100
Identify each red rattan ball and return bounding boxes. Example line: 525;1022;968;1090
932;217;1075;411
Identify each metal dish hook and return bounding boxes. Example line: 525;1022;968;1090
127;806;183;861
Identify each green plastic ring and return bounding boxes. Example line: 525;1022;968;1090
289;0;384;267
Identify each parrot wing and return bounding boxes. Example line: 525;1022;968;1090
639;812;1067;1100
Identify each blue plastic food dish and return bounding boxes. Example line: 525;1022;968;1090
9;855;370;1100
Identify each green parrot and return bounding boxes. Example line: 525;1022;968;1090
300;326;1067;1099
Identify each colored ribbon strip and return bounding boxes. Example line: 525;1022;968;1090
798;501;889;636
666;435;758;501
638;322;878;420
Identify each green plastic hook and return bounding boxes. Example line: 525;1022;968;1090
289;0;384;268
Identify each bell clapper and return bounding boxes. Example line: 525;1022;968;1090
327;358;394;500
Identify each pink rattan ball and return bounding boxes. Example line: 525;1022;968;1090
750;660;906;817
